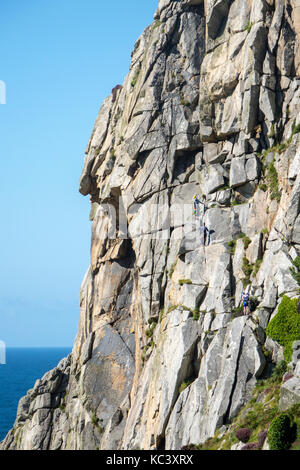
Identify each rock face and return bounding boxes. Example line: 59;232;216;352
2;0;300;450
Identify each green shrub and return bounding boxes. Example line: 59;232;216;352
169;260;177;278
267;123;276;139
179;378;194;393
266;296;300;363
252;259;262;277
178;279;192;286
270;360;287;382
292;256;300;271
245;21;253;33
152;19;161;30
227;233;246;255
267;414;294;450
232;198;241;206
227;239;236;255
242;257;253;278
233;305;244;318
290;256;300;286
192;308;200;321
267;160;281;202
180;97;191;107
141;345;149;362
167;305;178;313
237;233;245;239
242;236;251;249
291;119;300;138
91;413;99;426
259;121;300;170
131;68;141;88
145;321;157;338
259;183;268;192
159;308;165;323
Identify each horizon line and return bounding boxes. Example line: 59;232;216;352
4;346;73;349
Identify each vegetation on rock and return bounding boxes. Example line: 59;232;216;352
235;428;251;443
266;296;300;363
194;362;300;450
267;414;296;450
290;257;300;286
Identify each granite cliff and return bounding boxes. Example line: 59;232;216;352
2;0;300;450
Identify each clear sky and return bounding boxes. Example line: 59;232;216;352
0;0;158;347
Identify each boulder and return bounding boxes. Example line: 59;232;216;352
206;0;232;40
246;232;262;265
203;142;224;164
165;317;266;449
204;207;232;244
199;164;228;195
216;188;231;206
289;341;300;369
279;376;300;411
80;332;95;366
245;155;261;182
230;156;247;188
181;283;207;310
292;213;300;244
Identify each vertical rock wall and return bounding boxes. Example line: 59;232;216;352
2;0;300;450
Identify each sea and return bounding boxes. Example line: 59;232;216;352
0;347;71;442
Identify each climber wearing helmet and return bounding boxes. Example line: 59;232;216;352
193;194;207;218
193;194;200;216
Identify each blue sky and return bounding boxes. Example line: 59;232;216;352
0;0;158;347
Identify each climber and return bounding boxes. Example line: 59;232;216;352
201;223;210;246
241;290;250;315
193;194;201;217
193;194;207;219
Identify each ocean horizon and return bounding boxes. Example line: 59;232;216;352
0;347;72;442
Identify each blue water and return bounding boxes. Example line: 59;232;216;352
0;347;71;442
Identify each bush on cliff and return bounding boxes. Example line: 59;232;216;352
267;414;295;450
266;296;300;363
235;428;251;443
290;256;300;286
